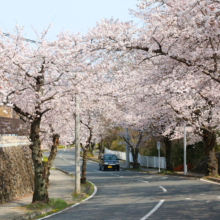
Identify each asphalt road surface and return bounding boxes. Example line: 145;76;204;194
44;149;220;220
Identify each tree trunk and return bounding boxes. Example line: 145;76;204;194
98;141;103;159
81;147;87;184
131;147;140;169
163;136;173;172
106;139;111;149
203;129;218;176
30;118;48;203
91;142;95;156
42;134;59;203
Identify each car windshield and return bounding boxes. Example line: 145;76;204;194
104;155;117;160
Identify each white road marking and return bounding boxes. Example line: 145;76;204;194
185;198;191;200
111;174;120;176
159;186;167;192
217;196;220;199
200;194;205;196
111;174;121;177
38;180;97;220
137;179;149;183
200;178;220;186
206;201;210;203
162;177;168;179
140;200;165;220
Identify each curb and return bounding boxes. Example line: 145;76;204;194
37;170;97;220
200;178;220;185
160;173;204;179
120;167;150;173
55;167;74;177
84;157;99;163
11;168;97;220
11;207;53;220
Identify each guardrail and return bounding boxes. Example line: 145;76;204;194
104;148;166;169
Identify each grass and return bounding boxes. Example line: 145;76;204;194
72;181;94;202
22;180;95;219
21;198;71;219
25;198;69;211
158;170;177;174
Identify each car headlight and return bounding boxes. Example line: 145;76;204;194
104;162;108;165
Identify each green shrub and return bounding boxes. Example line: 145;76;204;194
110;140;125;152
42;156;48;164
57;145;65;149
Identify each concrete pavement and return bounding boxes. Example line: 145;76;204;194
0;169;75;220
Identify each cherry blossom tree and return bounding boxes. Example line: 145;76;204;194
0;27;85;202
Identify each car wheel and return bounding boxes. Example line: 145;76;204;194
102;165;105;171
99;165;101;170
117;166;120;171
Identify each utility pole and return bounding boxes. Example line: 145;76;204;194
157;142;161;173
75;94;80;193
125;128;130;169
184;124;187;175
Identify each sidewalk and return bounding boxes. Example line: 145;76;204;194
0;169;75;220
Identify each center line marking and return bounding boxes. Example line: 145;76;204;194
111;174;121;177
140;200;165;220
138;180;149;183
159;186;167;192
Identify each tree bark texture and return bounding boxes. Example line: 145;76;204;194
203;129;218;176
81;146;87;184
42;134;59;203
90;142;95;156
131;147;140;169
98;141;103;159
30;118;48;203
163;136;173;172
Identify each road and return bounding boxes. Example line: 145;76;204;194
44;149;220;220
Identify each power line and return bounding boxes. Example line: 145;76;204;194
3;32;41;44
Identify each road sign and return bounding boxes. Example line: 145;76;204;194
157;142;160;150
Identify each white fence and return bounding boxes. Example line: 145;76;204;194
104;148;166;169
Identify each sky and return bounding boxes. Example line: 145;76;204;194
0;0;140;41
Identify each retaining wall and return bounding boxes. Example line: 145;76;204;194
0;136;34;203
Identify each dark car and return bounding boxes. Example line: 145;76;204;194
99;154;120;171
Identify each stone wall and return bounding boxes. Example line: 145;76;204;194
0;144;34;203
0;117;29;136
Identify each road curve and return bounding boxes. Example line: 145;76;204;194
43;149;220;220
